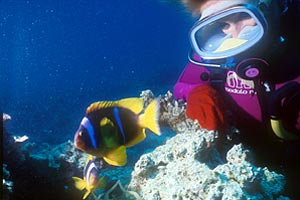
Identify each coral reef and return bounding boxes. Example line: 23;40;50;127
28;140;88;169
2;113;84;199
128;90;289;199
159;90;187;132
128;131;287;199
96;180;141;200
3;89;296;199
141;89;200;135
2;113;142;200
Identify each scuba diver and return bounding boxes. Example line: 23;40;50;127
172;0;300;197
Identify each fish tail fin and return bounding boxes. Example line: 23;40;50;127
97;176;106;190
82;190;91;199
139;98;161;135
72;177;86;191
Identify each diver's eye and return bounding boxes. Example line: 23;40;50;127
221;22;230;31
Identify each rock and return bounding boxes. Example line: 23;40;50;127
128;130;288;199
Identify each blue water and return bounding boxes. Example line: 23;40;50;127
1;0;194;144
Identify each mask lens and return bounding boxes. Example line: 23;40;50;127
191;8;265;59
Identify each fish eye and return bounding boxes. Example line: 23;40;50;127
79;131;83;136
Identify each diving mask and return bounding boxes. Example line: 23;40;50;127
190;4;267;63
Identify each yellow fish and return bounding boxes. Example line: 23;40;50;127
74;97;161;166
72;156;106;199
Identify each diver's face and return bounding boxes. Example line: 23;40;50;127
199;0;257;39
221;13;257;38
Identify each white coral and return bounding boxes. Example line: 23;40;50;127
128;132;288;199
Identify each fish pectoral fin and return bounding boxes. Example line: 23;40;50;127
100;118;120;148
103;146;127;166
97;176;106;190
139;98;161;135
116;98;144;114
100;117;114;126
72;177;86;191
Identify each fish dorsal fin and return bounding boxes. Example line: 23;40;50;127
116;98;144;114
86;101;116;114
72;177;86;191
103;146;127;166
86;98;143;114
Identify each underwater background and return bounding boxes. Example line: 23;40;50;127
2;1;300;200
1;0;192;145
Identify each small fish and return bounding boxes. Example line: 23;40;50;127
74;97;161;166
72;156;106;199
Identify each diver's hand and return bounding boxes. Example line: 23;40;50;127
186;85;227;132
